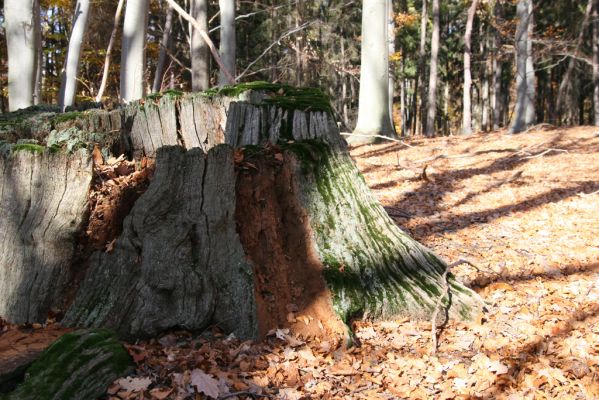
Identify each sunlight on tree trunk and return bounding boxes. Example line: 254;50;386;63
425;0;440;137
218;0;236;86
462;0;479;135
96;0;125;102
120;0;149;102
351;0;396;143
191;0;210;90
5;0;40;111
152;5;174;93
58;0;91;111
510;0;535;133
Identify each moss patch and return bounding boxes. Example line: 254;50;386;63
204;82;333;113
3;329;133;400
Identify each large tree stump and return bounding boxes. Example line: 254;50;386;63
0;83;484;341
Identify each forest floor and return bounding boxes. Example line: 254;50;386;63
2;126;598;399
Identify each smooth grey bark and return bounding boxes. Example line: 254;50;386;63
425;0;440;137
524;0;535;127
351;0;396;143
191;0;210;90
462;0;479;135
120;0;150;102
411;0;427;135
96;0;125;102
388;0;397;133
594;0;599;125
4;0;41;111
556;0;593;122
58;0;92;111
218;0;236;86
152;5;174;93
510;0;534;133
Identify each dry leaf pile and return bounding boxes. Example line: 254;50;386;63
105;127;598;399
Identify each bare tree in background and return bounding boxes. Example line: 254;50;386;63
5;0;41;111
462;0;479;135
152;4;174;93
59;0;91;110
511;0;535;133
120;0;150;102
218;0;236;86
191;0;210;90
351;0;396;143
425;0;440;136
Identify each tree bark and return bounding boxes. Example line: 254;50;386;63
0;86;483;341
190;0;210;90
120;0;150;102
510;0;535;133
218;0;236;86
152;5;174;93
412;0;428;136
388;0;397;134
58;0;92;111
96;0;125;102
351;0;396;143
592;0;599;125
425;0;440;137
4;0;41;111
556;0;593;122
462;0;479;135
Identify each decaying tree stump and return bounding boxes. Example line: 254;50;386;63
0;83;484;342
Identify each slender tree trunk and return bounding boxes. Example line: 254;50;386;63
190;0;210;90
218;0;236;86
482;35;491;131
594;0;599;125
58;0;91;110
5;0;41;111
425;0;440;137
524;0;535;127
152;5;174;93
96;0;125;102
34;20;42;105
120;0;150;102
510;0;534;133
412;0;428;135
388;0;397;133
351;0;396;142
491;22;501;130
462;0;479;135
556;0;593;121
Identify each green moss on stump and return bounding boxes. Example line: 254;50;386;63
12;143;45;154
3;330;133;400
204;81;333;113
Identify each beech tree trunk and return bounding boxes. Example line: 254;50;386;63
511;0;535;133
462;0;479;135
4;0;41;111
152;5;174;93
58;0;91;110
593;0;599;125
191;0;210;91
120;0;150;102
218;0;236;86
351;0;396;143
0;85;483;342
425;0;440;137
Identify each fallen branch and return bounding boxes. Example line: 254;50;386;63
340;133;415;148
219;391;272;399
430;268;449;355
520;148;568;160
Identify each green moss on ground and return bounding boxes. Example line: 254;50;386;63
3;330;133;400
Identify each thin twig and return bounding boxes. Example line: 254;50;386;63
430;268;449;355
520;148;568;159
218;391;272;399
340;133;415;148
